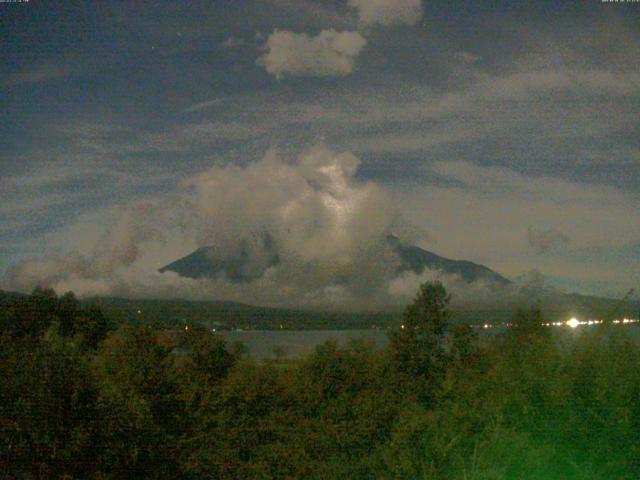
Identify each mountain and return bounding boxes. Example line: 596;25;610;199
386;235;511;285
159;234;511;285
159;232;279;282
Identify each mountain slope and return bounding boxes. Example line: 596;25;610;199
159;234;511;285
386;235;511;285
159;233;279;282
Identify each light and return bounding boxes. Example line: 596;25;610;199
566;318;580;329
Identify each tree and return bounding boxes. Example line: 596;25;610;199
74;305;111;350
56;291;111;349
450;323;478;367
91;325;182;478
0;289;111;349
0;328;99;478
389;281;451;401
0;288;57;341
230;340;248;359
181;326;234;382
272;344;288;361
174;326;235;411
508;303;547;342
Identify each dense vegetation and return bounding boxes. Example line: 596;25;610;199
1;285;640;479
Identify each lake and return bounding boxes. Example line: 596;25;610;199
219;329;389;358
219;323;640;358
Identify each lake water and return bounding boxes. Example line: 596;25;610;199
219;329;389;358
219;324;640;359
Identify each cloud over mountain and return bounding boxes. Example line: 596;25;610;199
2;3;639;303
9;146;409;309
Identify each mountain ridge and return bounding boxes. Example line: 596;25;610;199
159;234;512;286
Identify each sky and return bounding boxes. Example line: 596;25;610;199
1;0;639;308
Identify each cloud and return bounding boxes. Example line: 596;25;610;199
1;61;76;88
221;36;244;48
454;51;480;64
8;145;639;303
395;161;640;294
52;119;266;154
348;0;423;27
182;98;224;113
429;161;635;209
5;17;639;301
9;146;406;309
527;226;571;254
387;268;508;308
259;30;367;79
267;0;349;29
386;266;556;309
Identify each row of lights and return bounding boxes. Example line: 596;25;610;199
560;317;639;329
164;313;639;333
473;317;640;330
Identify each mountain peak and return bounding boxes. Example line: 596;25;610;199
160;234;510;286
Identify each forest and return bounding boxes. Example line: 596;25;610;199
1;284;640;479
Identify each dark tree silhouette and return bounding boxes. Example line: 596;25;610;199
390;281;451;401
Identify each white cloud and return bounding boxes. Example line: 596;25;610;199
8;146;640;303
9;146;403;309
348;0;423;27
259;30;367;79
387;268;516;308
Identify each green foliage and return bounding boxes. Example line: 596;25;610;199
450;323;479;366
0;328;99;478
390;281;451;402
181;339;403;479
508;303;548;343
177;326;234;383
0;288;111;349
2;286;640;478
